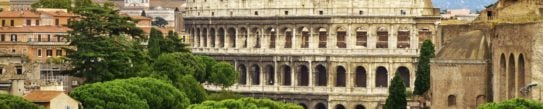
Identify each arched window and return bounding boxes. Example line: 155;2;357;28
282;65;292;86
298;65;309;86
335;104;345;109
448;95;456;106
315;65;327;86
318;28;327;48
240;28;248;48
376;27;388;48
418;29;431;47
355;66;367;87
284;28;293;48
336;27;347;48
202;28;208;47
210;28;216;47
269;28;276;48
218;28;225;47
227;28;236;48
252;28;261;48
315;103;326;109
238;65;247;85
355;105;366;109
251;65;260;85
508;54;515;99
336;66;346;87
356;28;367;47
397;28;410;48
300;27;310;48
397;67;410;87
376;67;388;87
518;54;525;93
500;54;506;98
196;28;200;47
265;65;275;85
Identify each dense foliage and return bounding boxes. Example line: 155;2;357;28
65;1;148;83
479;98;543;109
188;98;304;109
175;75;208;103
385;73;408;109
0;94;43;109
31;0;72;10
414;40;435;95
209;62;239;88
148;28;163;59
70;78;190;109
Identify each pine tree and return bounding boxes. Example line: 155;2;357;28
141;10;146;16
413;40;435;95
148;28;163;59
385;72;407;109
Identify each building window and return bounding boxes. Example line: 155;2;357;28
26;19;31;26
211;12;214;16
0;34;4;42
377;31;388;48
37;34;41;42
284;11;289;15
270;31;276;48
56;35;61;42
1;20;5;26
37;49;42;57
16;66;22;75
418;29;431;47
46;49;52;57
11;49;15;53
254;11;258;15
336;31;346;48
301;31;309;48
36;20;39;26
56;49;62;56
10;34;17;42
284;31;292;48
0;67;3;75
319;11;323;15
359;10;364;15
448;95;457;106
397;31;410;48
47;35;51;42
55;19;59;26
401;10;407;15
318;31;327;48
10;20;13;26
356;31;367;47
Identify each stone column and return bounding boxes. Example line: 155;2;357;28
274;58;279;87
309;61;313;87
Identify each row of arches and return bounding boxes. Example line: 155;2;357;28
237;64;411;88
499;53;526;99
190;26;432;49
300;103;365;109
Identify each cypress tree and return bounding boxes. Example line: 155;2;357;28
148;28;163;59
413;40;435;95
385;72;407;109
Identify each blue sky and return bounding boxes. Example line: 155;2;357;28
433;0;497;11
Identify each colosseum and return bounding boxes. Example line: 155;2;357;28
183;0;440;109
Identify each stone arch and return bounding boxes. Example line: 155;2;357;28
376;27;389;48
298;65;309;86
376;66;388;87
218;28;225;47
265;65;275;85
281;65;292;86
227;27;236;48
355;66;367;87
335;66;346;87
266;27;277;48
299;103;308;109
335;104;346;109
314;103;326;109
210;28;216;47
518;54;525;93
238;64;247;85
195;28;201;47
250;64;261;85
283;28;293;48
397;66;410;87
508;53;515;98
202;28;208;47
500;53;506;99
239;27;248;48
448;95;457;106
315;64;327;86
355;104;366;109
251;27;261;48
336;27;347;48
475;95;486;107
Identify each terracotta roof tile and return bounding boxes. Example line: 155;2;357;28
0;26;71;33
23;91;63;102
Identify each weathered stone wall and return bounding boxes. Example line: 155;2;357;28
431;61;489;109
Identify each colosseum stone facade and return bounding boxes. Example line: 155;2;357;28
184;0;441;109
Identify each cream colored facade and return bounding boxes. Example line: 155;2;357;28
185;0;440;109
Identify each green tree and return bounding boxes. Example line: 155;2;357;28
65;0;147;83
188;98;303;109
175;75;208;103
70;77;190;109
152;53;205;82
152;17;168;27
209;62;239;88
385;73;407;109
413;40;435;95
194;55;216;83
479;98;543;109
31;0;71;10
0;94;44;109
161;31;190;53
148;28;164;59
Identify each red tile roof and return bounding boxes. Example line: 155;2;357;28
23;91;64;102
0;11;41;18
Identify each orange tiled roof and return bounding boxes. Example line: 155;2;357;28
0;11;41;18
40;11;78;17
23;91;64;102
0;26;71;33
